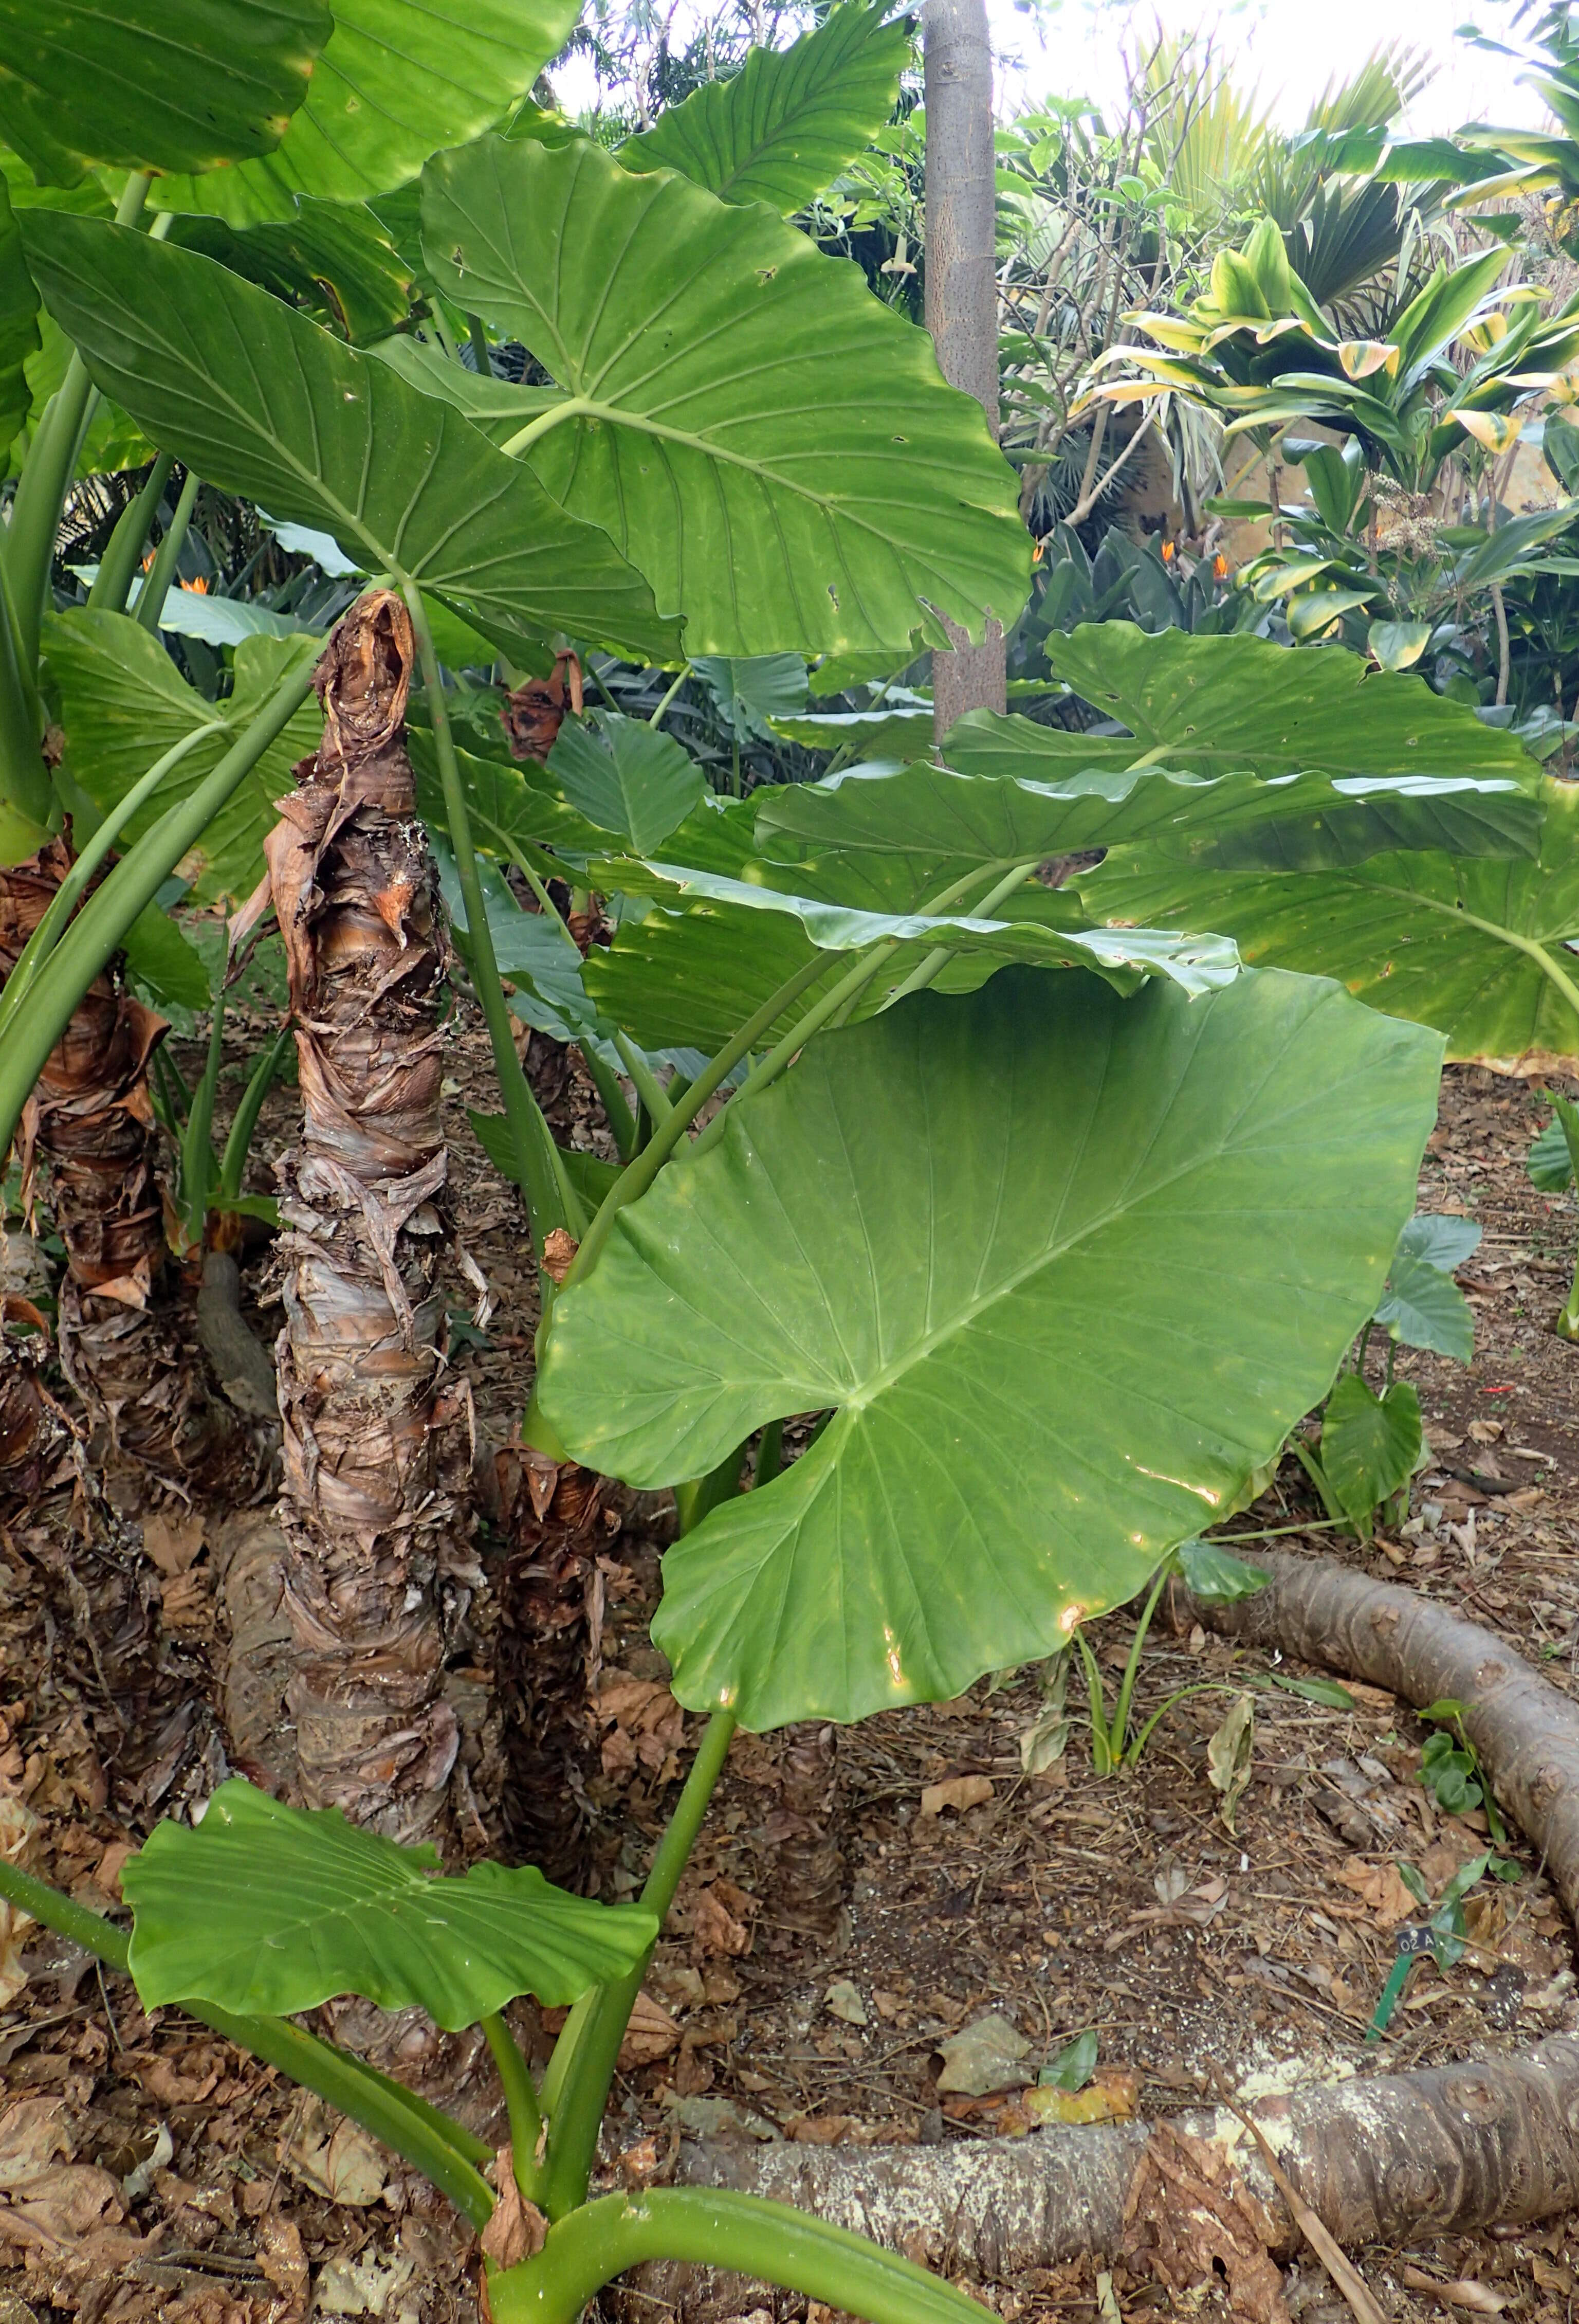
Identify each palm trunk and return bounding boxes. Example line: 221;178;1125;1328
0;837;249;1495
263;589;466;1845
766;1722;846;1940
924;0;1006;737
494;1448;610;1888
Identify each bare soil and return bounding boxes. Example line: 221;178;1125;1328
3;1012;1578;2324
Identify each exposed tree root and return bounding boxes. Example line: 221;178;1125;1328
1183;1550;1579;1924
631;1556;1579;2313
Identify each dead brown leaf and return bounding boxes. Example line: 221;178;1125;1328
1333;1857;1416;1926
141;1511;205;1578
919;1775;994;1817
692;1884;752;1958
1123;2122;1290;2324
481;2147;547;2270
1400;2267;1510;2314
254;2211;308;2302
617;1991;681;2068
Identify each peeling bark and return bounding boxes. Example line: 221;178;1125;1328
0;839;254;1495
494;1447;609;1887
258;589;470;1843
629;2039;1579;2317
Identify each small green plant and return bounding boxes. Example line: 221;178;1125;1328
1527;1095;1579;1339
149;989;289;1261
1417;1698;1510;1846
1367;1847;1521;2042
1070;1536;1351;1776
1291;1211;1479;1536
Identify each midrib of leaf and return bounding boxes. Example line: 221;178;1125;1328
502;392;999;601
660;1011;1352;1430
1349;873;1579;1021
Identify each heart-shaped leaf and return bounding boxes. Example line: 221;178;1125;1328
1174;1539;1269;1603
1374;1254;1474;1361
547;712;707;854
1395;1212;1482;1273
755;751;1539;899
1078;777;1579;1071
23;217;675;662
620;0;912;213
1530;1110;1577;1191
123;1779;656;2028
1318;1376;1422;1524
42;613;322;905
152;0;581;223
1038;622;1541;784
0;0;329;184
420;134;1029;656
537;966;1440;1728
605;859;1242;997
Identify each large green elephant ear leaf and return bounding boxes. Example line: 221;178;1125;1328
619;0;912;212
0;0;330;185
1035;623;1541;784
538;967;1440;1729
122;1780;657;2029
21;217;676;662
546;713;708;854
152;0;582;225
0;176;38;469
419;135;1029;658
1078;776;1579;1073
43;613;322;904
754;753;1541;899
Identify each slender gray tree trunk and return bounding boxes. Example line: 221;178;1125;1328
924;0;1006;739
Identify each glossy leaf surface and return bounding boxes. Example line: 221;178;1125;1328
152;0;580;222
538;968;1440;1728
420;135;1029;656
124;1781;657;2029
972;622;1541;785
24;219;674;661
547;713;707;853
0;176;38;463
0;0;328;182
620;0;911;211
1374;1254;1474;1361
755;753;1540;897
1078;779;1579;1072
43;614;321;904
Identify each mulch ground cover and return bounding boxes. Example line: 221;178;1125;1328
2;996;1577;2324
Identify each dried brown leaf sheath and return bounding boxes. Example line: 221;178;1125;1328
267;591;469;1842
0;839;245;1492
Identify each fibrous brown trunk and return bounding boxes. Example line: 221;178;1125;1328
494;1446;611;1887
257;589;468;1844
765;1722;846;1939
924;0;1007;737
0;838;251;1495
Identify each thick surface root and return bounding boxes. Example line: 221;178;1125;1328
632;1557;1579;2311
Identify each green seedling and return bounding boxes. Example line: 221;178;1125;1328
1528;1096;1579;1339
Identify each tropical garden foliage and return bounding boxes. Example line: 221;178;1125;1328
2;1;1579;2318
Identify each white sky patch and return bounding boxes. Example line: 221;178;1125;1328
554;0;1553;137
